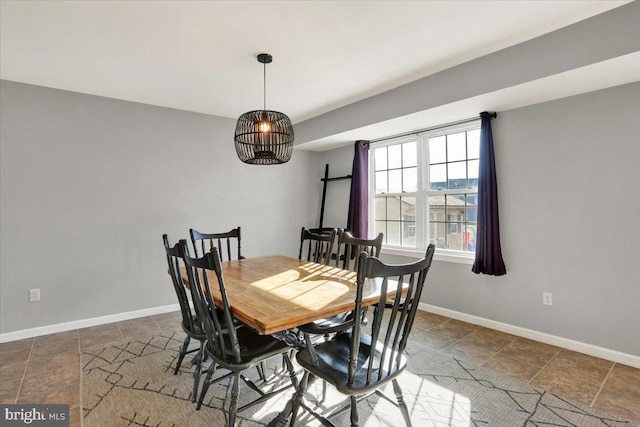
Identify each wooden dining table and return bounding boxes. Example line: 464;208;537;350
180;254;402;335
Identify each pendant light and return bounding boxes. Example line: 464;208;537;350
234;53;294;165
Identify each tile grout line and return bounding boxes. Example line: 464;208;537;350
439;327;479;352
116;322;126;343
14;338;36;403
479;334;519;367
528;347;563;384
150;315;163;332
590;362;616;408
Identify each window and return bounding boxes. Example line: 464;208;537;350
370;121;480;260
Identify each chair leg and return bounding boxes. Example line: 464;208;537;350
257;361;267;381
289;371;309;427
191;343;205;402
228;373;240;427
174;335;191;374
392;378;412;427
350;396;359;427
267;353;301;427
196;363;217;410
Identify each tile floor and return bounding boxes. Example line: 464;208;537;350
1;310;639;426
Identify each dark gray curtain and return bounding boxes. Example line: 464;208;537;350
347;140;370;239
472;112;507;276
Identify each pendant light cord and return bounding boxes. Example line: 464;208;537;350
263;62;267;111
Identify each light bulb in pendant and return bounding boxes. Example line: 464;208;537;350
259;120;271;133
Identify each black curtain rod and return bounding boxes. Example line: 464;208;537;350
370;112;496;144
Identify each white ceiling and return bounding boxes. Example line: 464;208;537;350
1;0;630;129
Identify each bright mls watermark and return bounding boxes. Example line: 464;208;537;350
1;405;69;426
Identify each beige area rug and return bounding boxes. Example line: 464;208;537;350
81;332;637;426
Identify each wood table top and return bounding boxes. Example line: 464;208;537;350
180;255;400;335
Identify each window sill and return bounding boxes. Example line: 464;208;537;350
381;246;474;265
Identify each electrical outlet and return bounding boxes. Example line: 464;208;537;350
29;288;40;302
542;292;552;306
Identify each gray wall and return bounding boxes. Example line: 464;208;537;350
0;80;319;334
316;83;640;356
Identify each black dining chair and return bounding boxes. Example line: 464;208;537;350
162;234;208;402
333;229;384;322
298;227;336;265
191;226;276;382
290;244;436;427
180;244;297;423
190;227;245;260
297;227;345;400
334;230;383;271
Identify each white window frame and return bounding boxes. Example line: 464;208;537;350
368;120;481;264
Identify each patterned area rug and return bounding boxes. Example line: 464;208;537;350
81;333;636;426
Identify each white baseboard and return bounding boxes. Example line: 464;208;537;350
419;303;640;369
0;304;180;343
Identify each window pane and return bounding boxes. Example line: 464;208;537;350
430;164;446;190
446;223;464;251
388;169;402;193
467;129;480;159
429;136;446;164
465;194;478;222
387;221;401;246
468;159;479;189
374;147;387;171
375;221;386;243
402;141;417;167
402;222;416;247
401;196;416;246
375;197;386;220
447;132;466;162
429;194;446;221
466;224;477;252
400;196;416;218
402;167;417;192
448;161;466;189
388;144;402;169
429;222;445;248
387;197;401;220
375;171;387;194
446;194;465;221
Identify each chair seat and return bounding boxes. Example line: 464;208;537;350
182;318;205;338
297;312;354;335
183;312;242;340
296;331;406;395
209;326;291;371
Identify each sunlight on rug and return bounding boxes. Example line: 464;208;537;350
81;332;635;426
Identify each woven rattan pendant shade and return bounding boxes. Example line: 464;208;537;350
234;54;294;165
